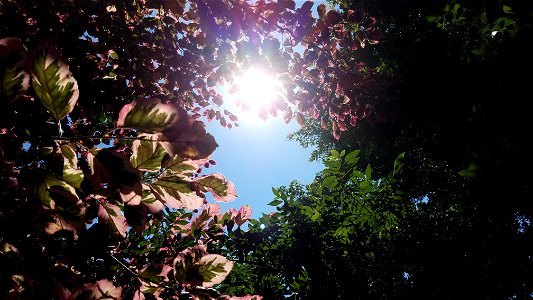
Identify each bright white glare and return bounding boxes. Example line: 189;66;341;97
260;224;266;229
230;67;281;112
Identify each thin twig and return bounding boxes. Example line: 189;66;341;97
107;252;173;289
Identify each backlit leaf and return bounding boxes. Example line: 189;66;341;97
345;150;360;165
138;264;172;284
141;187;165;213
88;148;142;205
158;120;218;159
174;245;208;281
45;215;79;236
32;48;79;121
60;145;84;189
131;138;168;172
98;201;127;238
117;98;185;133
0;37;29;103
194;173;238;202
365;164;372;179
38;174;79;210
393;152;405;176
322;176;337;189
198;254;234;287
151;175;204;209
162;155;203;176
235;205;252;226
459;169;476;178
69;279;122;300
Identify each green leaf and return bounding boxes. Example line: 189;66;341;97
60;145;84;189
459;169;476;178
117;98;185;133
324;160;341;169
322;176;337;189
32;48;79;121
194;173;237;202
151;176;203;210
62;167;84;190
471;48;485;56
141;189;164;213
162;155;199;175
131;139;168;172
268;199;282;206
271;187;281;198
459;161;478;178
311;211;320;221
38;174;79;209
98;201;127;237
365;164;372;179
138;264;172;284
352;170;365;179
393;152;405;176
330;149;339;158
452;3;461;14
0;37;30;102
60;145;77;167
197;254;234;287
344;150;360;165
2;64;29;102
503;5;513;14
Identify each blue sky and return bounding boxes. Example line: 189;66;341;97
204;97;323;220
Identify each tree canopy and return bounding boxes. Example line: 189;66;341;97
217;0;533;299
0;0;381;299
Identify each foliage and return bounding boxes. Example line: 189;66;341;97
220;1;533;299
219;150;413;298
0;0;382;299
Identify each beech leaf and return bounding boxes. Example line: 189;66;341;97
117;98;185;133
141;187;165;213
32;48;79;121
197;254;234;287
151;176;204;209
158;120;218;160
88;148;142;205
69;279;122;300
162;155;204;176
138;264;172;284
98;201;127;238
60;145;84;189
131;139;167;172
38;174;79;210
194;173;238;202
173;245;208;281
0;37;29;102
45;215;79;236
235;205;252;226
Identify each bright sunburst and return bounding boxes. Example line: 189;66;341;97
229;67;281;114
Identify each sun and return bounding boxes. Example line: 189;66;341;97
229;67;281;114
